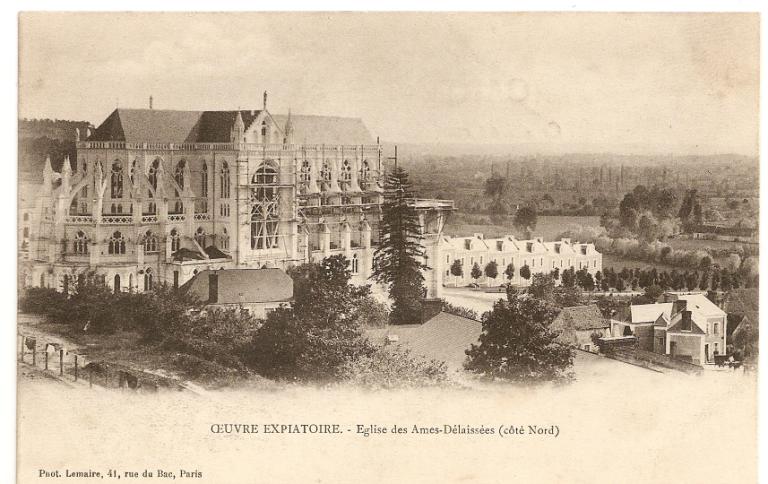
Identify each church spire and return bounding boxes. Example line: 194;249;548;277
231;110;245;144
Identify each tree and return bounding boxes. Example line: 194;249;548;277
504;263;515;281
644;284;664;302
450;259;463;281
616;278;626;292
519;264;531;281
698;272;710;291
484;261;499;281
372;167;427;325
513;205;538;233
249;255;374;380
470;263;482;282
465;289;574;382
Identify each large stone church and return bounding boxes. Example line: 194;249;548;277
20;95;454;297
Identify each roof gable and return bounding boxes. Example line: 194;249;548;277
181;268;293;305
552;304;608;331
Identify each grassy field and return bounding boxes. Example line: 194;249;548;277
444;215;601;240
601;254;678;272
666;237;757;252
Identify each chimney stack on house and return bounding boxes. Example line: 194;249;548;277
208;271;219;304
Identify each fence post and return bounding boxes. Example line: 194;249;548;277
19;336;24;362
89;368;93;388
32;345;36;366
44;349;48;370
59;349;64;376
74;355;78;382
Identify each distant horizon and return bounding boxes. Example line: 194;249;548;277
19;12;759;158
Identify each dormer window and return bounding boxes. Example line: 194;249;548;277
581;246;587;255
526;242;533;252
554;243;561;253
496;241;503;251
464;239;471;250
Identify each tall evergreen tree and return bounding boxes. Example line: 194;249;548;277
371;167;427;325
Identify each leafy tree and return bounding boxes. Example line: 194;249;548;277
450;259;463;278
698;272;710;291
249;256;375;380
465;289;574;382
710;270;721;291
520;264;531;281
616;278;626;292
372;167;427;325
504;263;515;280
470;263;482;282
513;205;538;232
643;284;664;301
484;260;499;280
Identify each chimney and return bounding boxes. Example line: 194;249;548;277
681;310;692;330
263;90;268;110
208;271;219;304
672;299;687;314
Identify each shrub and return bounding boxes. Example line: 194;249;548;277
441;301;479;320
339;347;449;389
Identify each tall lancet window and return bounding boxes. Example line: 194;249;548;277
73;231;88;255
221;162;231;199
250;164;279;250
360;160;370;181
201;162;208;197
342;160;352;183
110;161;123;198
174;160;185;189
299;159;311;182
148;159;159;197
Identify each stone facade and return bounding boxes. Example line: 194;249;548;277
20;105;453;297
441;234;602;287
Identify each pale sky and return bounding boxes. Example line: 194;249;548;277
19;12;759;154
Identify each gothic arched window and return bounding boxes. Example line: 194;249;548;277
351;253;359;274
170;229;180;252
144;230;158;253
201;162;208;197
194;227;206;247
361;160;370;181
144;268;153;292
73;231;88;254
251;164;279;250
110;161;123;198
221;162;231;199
300;160;311;182
174;160;185;189
342;160;352;182
321;161;331;182
108;231;125;255
148;159;160;197
221;228;229;250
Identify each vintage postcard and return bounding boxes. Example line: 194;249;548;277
15;10;760;483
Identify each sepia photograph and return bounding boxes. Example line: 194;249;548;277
13;9;761;483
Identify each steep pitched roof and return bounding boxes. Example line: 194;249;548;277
631;303;673;324
180;268;293;305
271;114;374;145
88;108;372;145
366;312;482;370
552;304;608;331
88;109;203;143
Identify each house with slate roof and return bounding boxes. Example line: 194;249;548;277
551;304;609;353
181;268;293;319
614;293;728;366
